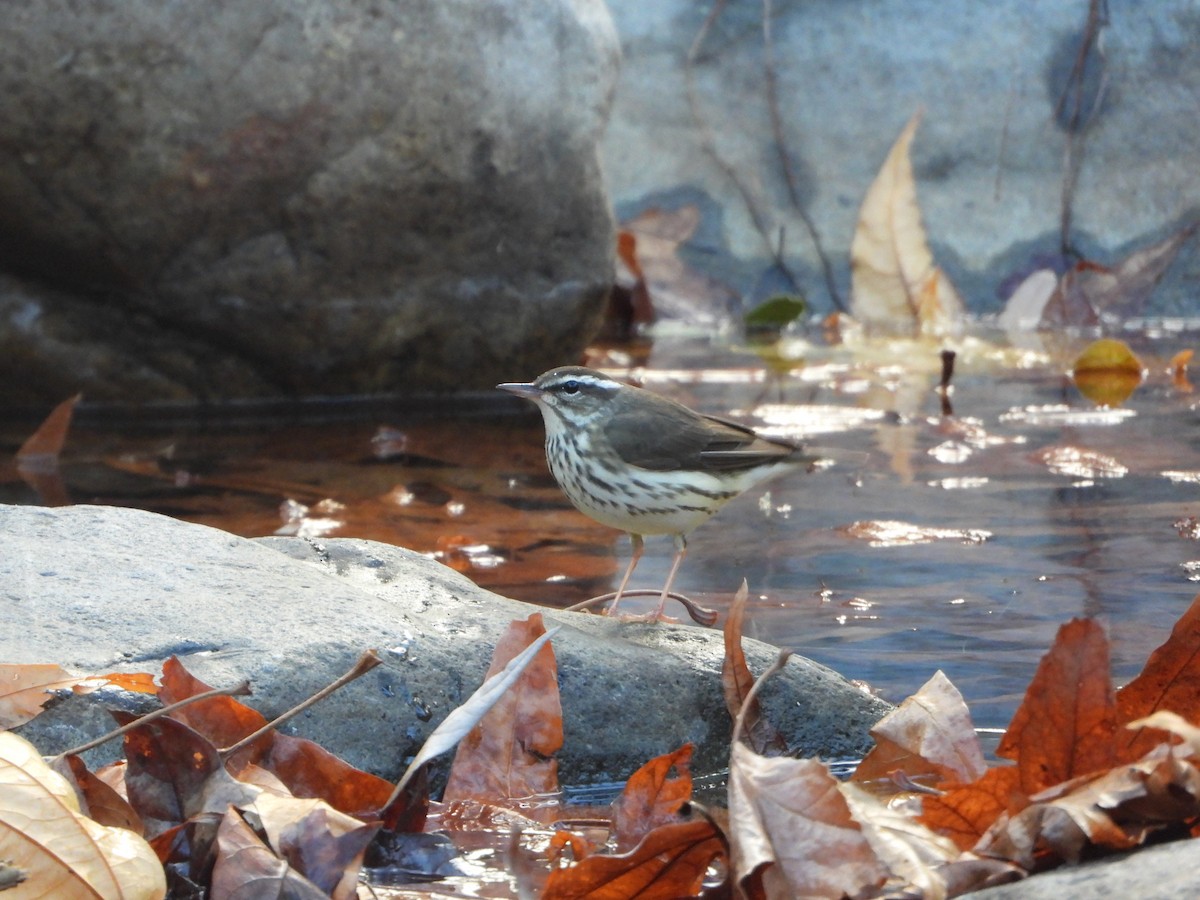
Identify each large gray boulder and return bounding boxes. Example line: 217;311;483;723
0;1;619;408
1;504;890;792
603;0;1200;315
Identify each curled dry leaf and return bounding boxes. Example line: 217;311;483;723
840;781;963;900
16;393;81;463
251;792;379;900
853;670;986;786
0;732;166;900
1044;221;1199;326
721;581;787;755
850;110;963;335
0;663;81;730
210;808;327;899
975;748;1200;869
728;745;887;899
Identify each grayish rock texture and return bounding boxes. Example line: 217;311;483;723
603;0;1200;314
0;1;619;407
962;835;1200;899
2;504;889;791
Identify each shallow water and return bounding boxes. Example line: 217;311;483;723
4;325;1200;737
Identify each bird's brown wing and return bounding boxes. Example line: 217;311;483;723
603;391;801;472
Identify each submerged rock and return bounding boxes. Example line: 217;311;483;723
2;504;889;791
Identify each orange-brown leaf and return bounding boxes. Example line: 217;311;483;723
611;744;694;852
1116;593;1200;761
158;656;271;772
854;670;986;786
541;818;723;900
996;618;1117;794
442;613;563;819
262;732;397;820
16;393;81;461
919;766;1024;852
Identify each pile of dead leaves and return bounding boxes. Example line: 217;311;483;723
6;590;1200;898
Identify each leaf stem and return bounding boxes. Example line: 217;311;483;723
219;649;382;761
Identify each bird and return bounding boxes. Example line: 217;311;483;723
497;366;824;621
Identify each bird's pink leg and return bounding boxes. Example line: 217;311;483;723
605;533;644;617
651;534;688;622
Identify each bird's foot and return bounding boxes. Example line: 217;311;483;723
565;589;717;626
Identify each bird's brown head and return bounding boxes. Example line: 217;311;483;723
497;367;623;430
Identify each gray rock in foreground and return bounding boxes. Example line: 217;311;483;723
963;837;1200;899
1;504;889;791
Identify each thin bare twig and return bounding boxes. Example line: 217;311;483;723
761;0;844;311
1057;0;1110;257
54;680;252;761
219;649;383;761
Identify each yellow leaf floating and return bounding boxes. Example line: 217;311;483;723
1072;338;1143;407
850;111;963;336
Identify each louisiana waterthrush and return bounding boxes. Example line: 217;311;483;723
498;366;823;621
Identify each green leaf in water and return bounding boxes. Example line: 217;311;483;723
744;294;807;331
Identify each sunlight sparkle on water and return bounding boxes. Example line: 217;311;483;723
1035;446;1128;480
742;403;886;437
841;520;992;547
999;404;1137;427
1163;471;1200;485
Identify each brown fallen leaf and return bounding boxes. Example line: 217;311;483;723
721;582;787;755
728;746;887;899
120;713;259;840
996;617;1118;795
611;744;694;852
975;747;1200;870
252;792;379;900
1115;592;1200;762
853;670;986;786
157;656;273;774
55;754;145;835
263;732;397;822
442;613;563;822
541;818;724;900
0;732;166;899
210;807;327;899
850;110;963;335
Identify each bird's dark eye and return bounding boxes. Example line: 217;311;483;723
560;380;581;395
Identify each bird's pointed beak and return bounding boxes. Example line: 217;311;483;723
496;381;543;400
